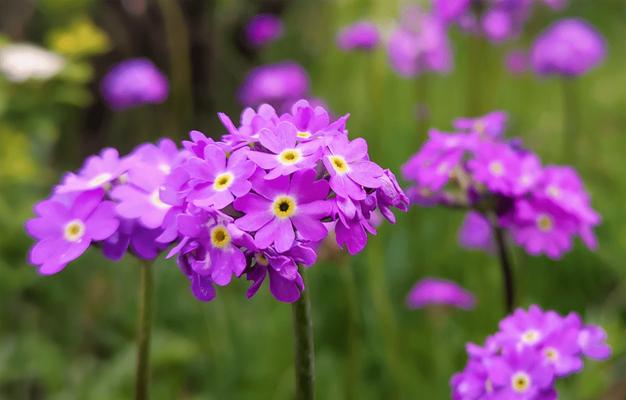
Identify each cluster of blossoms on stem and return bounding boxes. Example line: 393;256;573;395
162;100;408;303
434;0;566;43
451;305;610;399
336;21;380;52
531;18;606;78
407;277;475;310
25;139;187;274
402;111;600;259
100;58;169;110
387;5;453;77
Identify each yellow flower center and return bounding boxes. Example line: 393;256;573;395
297;131;311;139
210;225;231;249
474;121;486;134
511;372;531;393
150;190;170;209
89;172;112;188
272;195;297;219
277;149;302;165
536;214;553;232
63;219;86;242
255;253;269;266
544;347;559;362
213;172;234;191
521;329;541;345
329;155;349;175
488;161;505;177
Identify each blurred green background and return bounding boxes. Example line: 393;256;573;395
1;0;625;399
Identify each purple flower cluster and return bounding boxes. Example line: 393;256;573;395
402;111;600;259
238;62;310;112
26;140;187;274
531;18;606;77
434;0;565;43
162;100;408;303
451;305;610;399
100;58;169;110
245;14;283;47
336;21;380;52
387;5;452;77
407;278;475;310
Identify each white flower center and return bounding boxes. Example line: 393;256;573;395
520;329;541;345
511;372;531;393
544;347;559;362
158;163;171;174
213;172;234;192
277;148;303;166
63;219;86;242
488;161;505;177
88;172;112;188
546;185;561;199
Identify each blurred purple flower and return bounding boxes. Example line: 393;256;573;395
454;111;508;139
238;62;310;109
505;49;529;75
407;277;475;310
100;58;168;110
245;14;283;47
387;6;452;77
459;211;493;252
337;21;380;51
531;19;606;77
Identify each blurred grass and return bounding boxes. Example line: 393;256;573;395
1;0;626;399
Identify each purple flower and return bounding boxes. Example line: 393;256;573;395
337;21;380;51
56;148;130;193
506;49;529;75
488;348;556;399
434;0;470;23
100;58;168;110
451;306;611;399
101;219;168;260
238;62;310;109
376;169;409;223
387;6;452;77
245;14;283;47
324;136;384;200
578;325;611;360
406;277;475;310
247;121;322;179
184;145;256;209
468;141;526;196
459;211;493;252
26;190;119;275
234;169;331;252
531;19;606;77
454;111;508;139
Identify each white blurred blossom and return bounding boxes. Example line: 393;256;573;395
0;43;66;82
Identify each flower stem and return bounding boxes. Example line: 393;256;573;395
492;223;515;314
292;268;315;400
561;78;579;162
135;260;153;400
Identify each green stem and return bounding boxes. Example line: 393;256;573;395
135;260;153;400
339;257;360;400
292;267;315;400
415;75;430;145
491;223;515;314
561;78;579;162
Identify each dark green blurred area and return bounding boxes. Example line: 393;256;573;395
1;0;625;399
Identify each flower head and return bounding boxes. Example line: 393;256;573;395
0;43;66;82
245;14;283;47
531;19;606;77
407;278;475;310
337;21;380;51
100;58;169;110
238;62;310;110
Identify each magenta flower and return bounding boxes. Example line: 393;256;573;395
100;58;168;110
234;169;331;252
468;141;524;196
323;136;383;200
56;148;130;193
26;190;119;275
458;211;493;252
238;62;310;109
451;305;611;399
531;19;606;77
454;111;508;139
184;145;256;209
247;121;322;179
337;21;380;51
387;6;452;77
406;278;475;310
245;14;283;47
